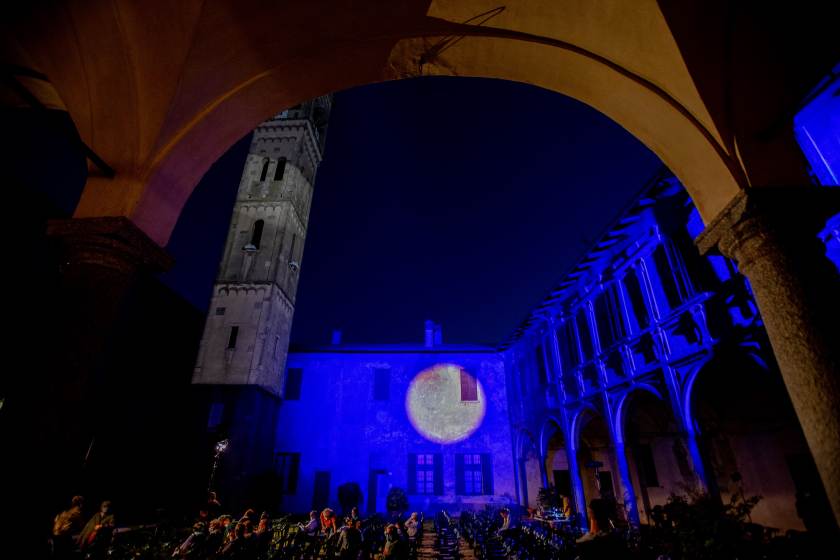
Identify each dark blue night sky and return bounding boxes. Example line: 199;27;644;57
161;76;662;345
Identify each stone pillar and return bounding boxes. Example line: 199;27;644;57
684;428;710;491
539;455;550;489
612;442;641;525
697;187;840;524
518;458;529;507
566;446;588;530
27;217;170;508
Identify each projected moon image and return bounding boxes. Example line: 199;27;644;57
406;364;486;444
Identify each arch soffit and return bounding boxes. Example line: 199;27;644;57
538;415;566;458
683;348;771;432
569;403;602;452
515;429;538;460
613;383;665;445
33;1;748;245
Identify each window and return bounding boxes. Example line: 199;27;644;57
373;368;390;400
535;344;548;385
259;158;269;181
557;319;579;371
623;269;650;330
207;403;224;430
289;234;297;260
285;368;303;400
215;307;226;316
408;453;442;495
576;307;594;360
227;326;239;349
274;157;287;181
460;369;478;401
275;452;300;494
456;453;493;495
594;287;627;350
652;244;688;309
250;220;264;249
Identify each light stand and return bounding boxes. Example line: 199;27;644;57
208;438;230;494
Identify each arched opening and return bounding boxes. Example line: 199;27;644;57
248;219;264;250
620;387;693;524
517;432;542;510
689;352;833;532
259;158;269;182
540;418;575;517
575;409;621;527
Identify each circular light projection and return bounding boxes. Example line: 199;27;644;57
405;363;486;444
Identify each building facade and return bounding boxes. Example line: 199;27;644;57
502;172;827;531
191;103;831;529
278;332;516;515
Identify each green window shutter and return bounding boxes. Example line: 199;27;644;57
407;454;417;494
433;453;444;495
481;454;493;495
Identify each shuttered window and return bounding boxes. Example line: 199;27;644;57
455;453;493;495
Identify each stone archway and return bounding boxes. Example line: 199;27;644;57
10;0;828;246
687;352;833;532
574;408;622;527
617;386;694;524
4;0;839;525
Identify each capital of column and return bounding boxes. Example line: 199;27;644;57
696;187;840;270
47;216;173;275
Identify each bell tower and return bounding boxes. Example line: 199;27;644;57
193;97;330;393
191;97;331;509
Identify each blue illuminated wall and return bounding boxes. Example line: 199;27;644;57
502;170;817;531
794;64;840;186
277;343;516;514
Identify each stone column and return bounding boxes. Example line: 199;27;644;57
26;217;170;509
684;428;710;490
518;458;529;507
539;455;550;489
697;187;840;524
566;446;588;530
612;442;641;525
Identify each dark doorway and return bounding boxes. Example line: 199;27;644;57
312;471;331;511
598;471;615;497
367;469;388;515
553;469;572;498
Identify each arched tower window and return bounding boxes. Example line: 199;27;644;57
274;157;287;181
251;220;264;249
259;158;269;181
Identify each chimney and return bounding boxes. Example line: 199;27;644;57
331;329;342;345
434;323;443;345
424;320;435;348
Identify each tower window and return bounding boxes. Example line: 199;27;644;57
259;158;269;181
227;326;239;349
285;368;303;400
460;369;478;401
274;158;287;181
373;368;390;401
251;220;264;249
